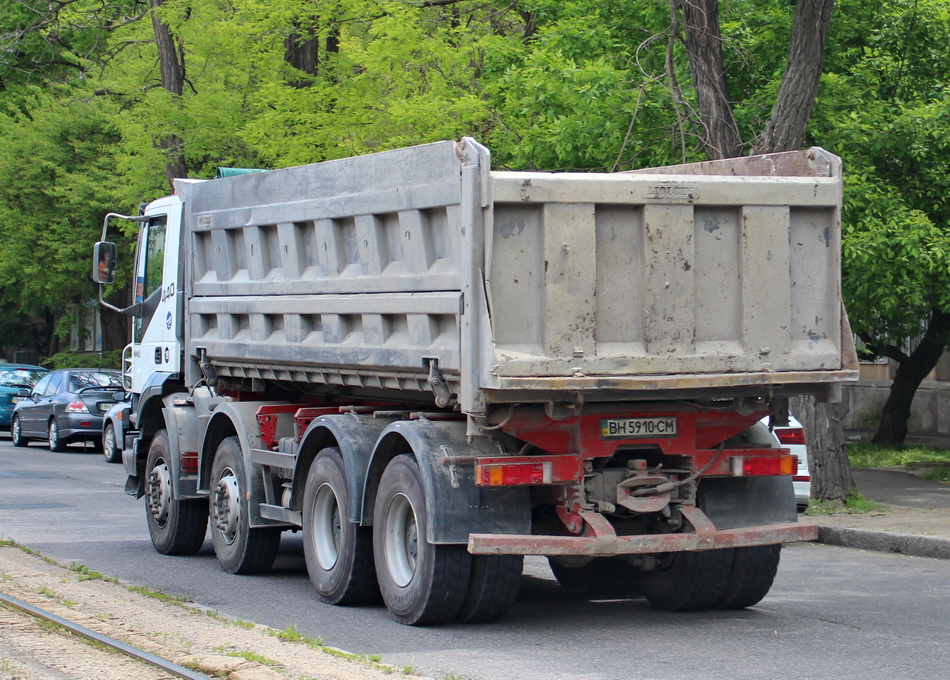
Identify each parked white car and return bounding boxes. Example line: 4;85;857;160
761;414;810;510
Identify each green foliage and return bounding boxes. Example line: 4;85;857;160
42;350;122;370
0;0;948;373
0;87;124;317
847;439;950;468
812;0;950;353
806;489;882;515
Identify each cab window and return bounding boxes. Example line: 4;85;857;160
133;216;168;343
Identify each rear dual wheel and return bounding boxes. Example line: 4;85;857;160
641;545;781;611
549;557;641;600
303;448;378;605
373;455;470;625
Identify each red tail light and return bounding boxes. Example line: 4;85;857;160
731;455;797;477
477;462;551;486
774;427;806;446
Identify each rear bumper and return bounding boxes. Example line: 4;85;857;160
468;506;818;557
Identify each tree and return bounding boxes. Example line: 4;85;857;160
816;0;950;446
673;0;854;503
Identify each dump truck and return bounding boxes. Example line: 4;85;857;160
93;138;857;625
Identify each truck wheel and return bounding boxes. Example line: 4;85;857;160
145;430;208;555
210;436;280;574
373;454;470;625
303;448;378;605
713;545;782;610
548;557;642;600
102;422;122;464
48;418;67;452
457;555;523;623
11;416;28;447
641;548;732;612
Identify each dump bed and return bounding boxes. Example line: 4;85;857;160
177;139;857;414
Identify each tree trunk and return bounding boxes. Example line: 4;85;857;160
678;0;743;159
751;0;835;154
150;0;187;189
872;309;950;446
680;0;847;501
791;395;854;503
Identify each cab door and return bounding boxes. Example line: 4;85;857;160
128;197;183;394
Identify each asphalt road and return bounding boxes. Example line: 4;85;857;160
1;437;949;680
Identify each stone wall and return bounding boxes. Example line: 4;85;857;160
843;380;950;437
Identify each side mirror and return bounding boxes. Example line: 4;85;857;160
17;388;29;398
112;390;126;402
93;241;117;285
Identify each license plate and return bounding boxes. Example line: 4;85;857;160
601;417;677;439
11;397;24;403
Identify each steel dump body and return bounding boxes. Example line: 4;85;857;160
176;139;855;415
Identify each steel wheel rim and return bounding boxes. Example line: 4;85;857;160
311;482;341;570
12;418;19;442
383;492;417;588
147;459;172;527
212;467;241;545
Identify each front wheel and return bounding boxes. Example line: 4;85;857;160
145;430;207;555
210;436;281;574
373;455;470;625
11;416;28;447
302;448;378;605
102;422;122;464
48;418;67;452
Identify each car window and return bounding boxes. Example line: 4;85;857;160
31;373;52;397
70;372;123;390
0;369;44;387
44;373;64;396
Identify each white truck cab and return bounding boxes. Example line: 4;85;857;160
94;194;185;395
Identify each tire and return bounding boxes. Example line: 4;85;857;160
373;454;471;626
210;436;281;575
145;430;208;555
457;555;523;623
713;545;782;610
548;557;642;600
48;418;67;452
641;548;733;612
302;448;378;605
11;416;28;447
102;422;122;464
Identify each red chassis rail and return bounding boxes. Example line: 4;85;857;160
468;507;818;557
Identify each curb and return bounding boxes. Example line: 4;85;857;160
816;527;950;560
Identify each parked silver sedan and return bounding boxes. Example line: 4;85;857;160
11;369;123;451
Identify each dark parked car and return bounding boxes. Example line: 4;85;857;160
0;364;47;430
11;369;123;451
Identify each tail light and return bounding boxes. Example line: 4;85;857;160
65;401;89;413
774;427;805;446
731;455;798;477
477;462;551;486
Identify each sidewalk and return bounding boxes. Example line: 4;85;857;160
808;468;950;559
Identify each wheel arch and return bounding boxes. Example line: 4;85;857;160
199;400;283;528
294;414;388;524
